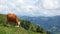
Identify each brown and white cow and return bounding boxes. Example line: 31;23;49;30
6;13;20;27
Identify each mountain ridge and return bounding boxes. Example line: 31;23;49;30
19;16;60;34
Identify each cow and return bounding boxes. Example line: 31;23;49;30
6;13;20;27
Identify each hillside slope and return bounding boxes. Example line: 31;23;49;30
0;14;48;34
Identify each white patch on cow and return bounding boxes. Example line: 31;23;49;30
15;21;20;27
18;21;20;25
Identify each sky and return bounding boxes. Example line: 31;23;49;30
0;0;60;17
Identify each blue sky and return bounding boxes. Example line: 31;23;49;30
0;0;60;17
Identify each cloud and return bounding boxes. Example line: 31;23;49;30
0;0;60;17
42;0;60;9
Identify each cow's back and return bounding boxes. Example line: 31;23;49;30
7;13;17;22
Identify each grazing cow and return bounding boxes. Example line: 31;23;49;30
6;13;20;27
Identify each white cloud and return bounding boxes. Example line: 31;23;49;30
0;4;3;8
42;0;60;9
23;0;38;5
0;0;60;17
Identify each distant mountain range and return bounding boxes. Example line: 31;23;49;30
18;16;60;34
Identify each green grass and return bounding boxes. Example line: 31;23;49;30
0;14;47;34
0;24;41;34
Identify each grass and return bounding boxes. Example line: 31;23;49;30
0;14;47;34
0;24;41;34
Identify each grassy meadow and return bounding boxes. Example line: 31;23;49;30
0;14;48;34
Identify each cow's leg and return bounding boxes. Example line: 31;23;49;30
15;18;19;27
